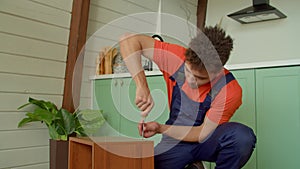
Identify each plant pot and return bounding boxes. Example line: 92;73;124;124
50;139;69;169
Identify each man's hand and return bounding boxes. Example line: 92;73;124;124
135;85;154;117
119;34;156;117
138;121;161;138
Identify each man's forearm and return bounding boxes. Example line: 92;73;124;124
119;34;144;78
132;71;148;88
156;118;218;142
158;124;202;142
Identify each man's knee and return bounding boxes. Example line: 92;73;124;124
223;122;257;158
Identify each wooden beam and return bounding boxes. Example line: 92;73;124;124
63;0;90;113
197;0;208;30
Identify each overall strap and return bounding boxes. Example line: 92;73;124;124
209;72;235;100
169;64;185;85
201;72;236;113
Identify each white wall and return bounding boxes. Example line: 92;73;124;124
0;0;73;168
206;0;300;67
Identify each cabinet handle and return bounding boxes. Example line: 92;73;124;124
114;80;118;87
120;80;124;86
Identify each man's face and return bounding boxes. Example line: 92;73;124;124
184;62;214;88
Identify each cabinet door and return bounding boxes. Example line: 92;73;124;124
231;69;256;169
119;76;169;145
210;69;257;169
94;78;121;136
256;66;300;169
119;78;140;138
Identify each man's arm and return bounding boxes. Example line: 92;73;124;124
139;117;218;142
119;34;156;117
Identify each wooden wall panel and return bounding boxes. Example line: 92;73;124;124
0;0;71;28
0;0;72;168
89;5;123;24
0;93;62;112
0;53;66;78
0;130;49;150
186;0;198;6
0;147;49;169
78;97;93;110
80;81;92;98
162;0;197;24
91;0;150;14
0;33;68;62
0;73;64;95
87;20;105;36
0;13;69;44
13;163;48;169
31;0;73;12
126;0;158;11
0;112;46;130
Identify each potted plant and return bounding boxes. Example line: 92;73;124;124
18;97;105;169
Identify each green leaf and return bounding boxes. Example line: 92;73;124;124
78;109;104;121
18;117;35;127
74;128;87;137
56;109;75;136
30;108;55;125
55;122;66;136
17;97;106;140
48;124;60;140
17;102;31;110
59;135;68;141
28;97;58;113
75;109;105;135
18;108;55;128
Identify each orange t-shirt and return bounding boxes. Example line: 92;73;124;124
153;40;242;124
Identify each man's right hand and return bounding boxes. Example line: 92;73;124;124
119;34;156;117
138;121;161;138
135;85;154;117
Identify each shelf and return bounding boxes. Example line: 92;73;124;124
90;70;162;80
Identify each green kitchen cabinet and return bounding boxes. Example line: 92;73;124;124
230;69;257;169
94;75;169;145
256;66;300;169
93;66;300;169
230;69;256;130
209;69;257;169
94;78;121;136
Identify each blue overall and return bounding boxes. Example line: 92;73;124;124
154;64;256;169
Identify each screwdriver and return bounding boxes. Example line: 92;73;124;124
141;116;146;139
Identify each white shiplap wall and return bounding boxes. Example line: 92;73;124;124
81;0;197;109
0;0;73;169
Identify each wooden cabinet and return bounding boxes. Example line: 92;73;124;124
68;137;154;169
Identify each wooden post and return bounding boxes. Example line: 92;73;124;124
63;0;90;113
197;0;208;31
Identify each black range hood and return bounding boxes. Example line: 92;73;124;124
227;0;286;24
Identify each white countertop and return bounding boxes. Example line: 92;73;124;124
90;59;300;80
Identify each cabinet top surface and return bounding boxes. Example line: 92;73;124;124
70;136;154;144
90;60;300;80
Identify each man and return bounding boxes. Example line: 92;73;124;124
119;25;256;169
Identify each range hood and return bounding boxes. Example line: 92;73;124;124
227;0;286;24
